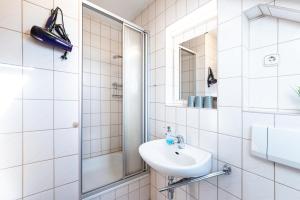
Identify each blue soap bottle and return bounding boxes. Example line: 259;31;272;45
165;126;174;145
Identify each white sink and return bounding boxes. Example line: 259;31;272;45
139;139;212;177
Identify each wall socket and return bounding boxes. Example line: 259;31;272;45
264;54;279;66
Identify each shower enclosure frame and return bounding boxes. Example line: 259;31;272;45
80;1;149;199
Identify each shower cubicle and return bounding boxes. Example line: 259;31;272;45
81;1;148;198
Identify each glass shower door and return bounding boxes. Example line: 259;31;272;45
123;24;145;176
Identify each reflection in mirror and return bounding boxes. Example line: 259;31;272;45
179;46;196;100
178;30;217;105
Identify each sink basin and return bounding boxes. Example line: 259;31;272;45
139;139;212;177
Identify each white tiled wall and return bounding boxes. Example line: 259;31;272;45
0;0;80;199
85;175;150;200
134;0;300;199
82;10;123;159
245;14;300;111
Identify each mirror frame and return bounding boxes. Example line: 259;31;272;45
165;0;217;106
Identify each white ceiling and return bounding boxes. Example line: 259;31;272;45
88;0;154;21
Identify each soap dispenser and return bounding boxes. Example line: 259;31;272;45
165;126;174;145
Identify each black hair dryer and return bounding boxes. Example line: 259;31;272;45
207;67;217;87
30;7;73;60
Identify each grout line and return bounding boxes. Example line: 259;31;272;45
240;0;244;198
52;0;56;194
21;0;25;197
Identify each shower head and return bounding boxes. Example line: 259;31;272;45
244;4;300;23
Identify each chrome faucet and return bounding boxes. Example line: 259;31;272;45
175;135;185;149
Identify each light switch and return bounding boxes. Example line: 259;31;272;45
251;126;268;159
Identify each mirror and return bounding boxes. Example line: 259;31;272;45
164;1;217;106
177;30;218;106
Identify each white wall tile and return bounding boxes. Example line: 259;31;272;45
218;188;240;200
55;181;79;200
249;45;277;78
54;155;79;186
156;67;166;85
23;68;53;99
243;139;274;179
218;0;241;23
64;16;79;46
187;0;199;13
116;185;128;197
156;103;166;121
0;100;22;134
166;106;176;123
218;163;242;198
218;107;242;137
275;0;300;10
176;0;187;19
24;190;54;200
140;185;150;200
54;100;78;129
242;171;274;200
187;108;199;128
54;47;79;73
166;0;176;8
23;160;54;196
278;40;300;76
24;130;53;164
278;19;300;43
26;0;53;9
199;130;218;158
278;75;300;110
0;133;22;169
249;16;277;49
54;128;78;158
155;49;165;67
0;0;22;31
0;166;22;200
23;35;53;70
199;109;218;132
175;124;187;140
0;28;22;65
275;183;300;200
186;127;199;146
218;47;242;78
219;134;242;167
248;77;277;109
243;112;274;139
176;107;187;126
0;65;22;99
156;120;166;138
54;0;78;19
275;114;300;129
23;100;53;131
54;71;79;100
101;190;116;200
218;78;242;107
156;0;166;16
166;5;176;26
23;2;50;34
156;31;165;50
275;164;300;190
199;181;217;200
148;2;156;21
156;85;166;103
156;13;166;33
218;17;242;51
